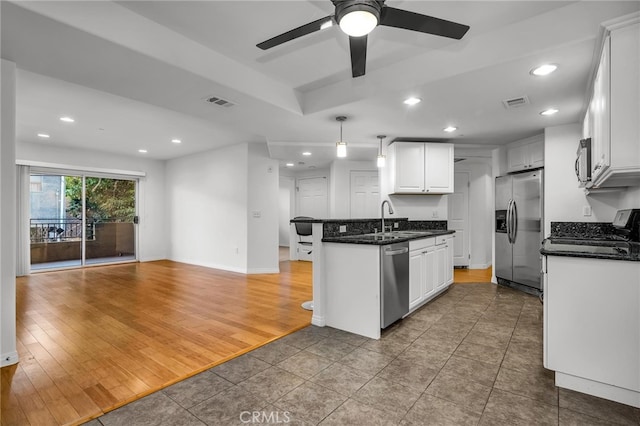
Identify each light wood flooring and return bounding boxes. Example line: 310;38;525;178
1;260;313;426
1;256;492;426
454;266;493;283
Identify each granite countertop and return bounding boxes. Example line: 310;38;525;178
322;229;455;246
290;217;409;223
540;238;640;261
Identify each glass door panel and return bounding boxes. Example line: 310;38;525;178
30;174;82;270
83;177;136;265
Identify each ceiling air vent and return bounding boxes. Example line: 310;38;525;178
204;95;235;108
502;95;530;109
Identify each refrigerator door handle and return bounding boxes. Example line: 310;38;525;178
511;200;518;243
506;199;513;243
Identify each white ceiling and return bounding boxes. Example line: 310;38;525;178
2;1;639;170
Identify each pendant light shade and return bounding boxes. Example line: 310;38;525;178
377;135;386;167
336;116;348;158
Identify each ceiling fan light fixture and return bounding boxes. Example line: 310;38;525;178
335;1;381;37
339;10;378;36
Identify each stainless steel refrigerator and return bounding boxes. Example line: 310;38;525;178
495;170;543;293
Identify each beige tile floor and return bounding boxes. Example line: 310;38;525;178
84;283;640;425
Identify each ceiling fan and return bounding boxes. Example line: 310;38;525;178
256;0;470;78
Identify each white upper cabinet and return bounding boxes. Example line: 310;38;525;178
390;142;454;194
506;135;544;173
586;15;640;189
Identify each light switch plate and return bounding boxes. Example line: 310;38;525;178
339;225;347;233
394;222;399;228
582;205;592;217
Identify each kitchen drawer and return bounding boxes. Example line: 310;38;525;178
436;235;451;245
410;237;435;251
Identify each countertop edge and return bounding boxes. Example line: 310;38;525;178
540;249;640;262
322;230;455;245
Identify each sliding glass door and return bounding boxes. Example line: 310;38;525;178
29;173;137;271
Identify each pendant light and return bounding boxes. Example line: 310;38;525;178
336;116;347;158
377;135;386;167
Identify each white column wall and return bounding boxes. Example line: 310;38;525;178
166;143;249;273
15;142;167;262
247;143;279;273
1;59;18;366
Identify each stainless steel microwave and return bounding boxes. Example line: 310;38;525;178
576;138;591;187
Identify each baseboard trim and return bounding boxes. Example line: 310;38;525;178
246;268;280;274
469;262;491;269
311;315;325;327
1;351;19;367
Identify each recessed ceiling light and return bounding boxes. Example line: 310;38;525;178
37;133;50;138
302;152;312;156
443;126;457;133
530;64;558;76
171;139;182;144
138;149;148;153
403;97;422;106
540;108;559;116
59;116;75;123
285;163;294;167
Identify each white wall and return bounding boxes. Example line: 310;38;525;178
166;142;279;274
247;143;279;273
543;123;632;236
455;160;493;269
1;59;18;366
330;160;377;218
166;143;248;272
15;142;167;262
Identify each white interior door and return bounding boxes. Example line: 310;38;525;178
297;176;328;219
350;171;379;218
448;172;470;267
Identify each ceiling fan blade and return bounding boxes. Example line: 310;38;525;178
349;35;367;78
380;7;470;40
257;15;334;50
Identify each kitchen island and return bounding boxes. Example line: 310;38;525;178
290;218;454;339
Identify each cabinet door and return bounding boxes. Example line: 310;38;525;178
507;144;528;173
424;246;437;298
591;36;611;182
445;237;454;285
424;144;453;193
394;142;425;193
435;244;447;290
409;249;425;310
528;140;544;169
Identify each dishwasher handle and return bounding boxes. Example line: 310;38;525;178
384;247;409;256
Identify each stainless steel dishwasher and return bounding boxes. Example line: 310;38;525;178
380;242;410;328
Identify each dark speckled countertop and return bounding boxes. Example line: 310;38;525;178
541;221;640;261
322;230;455;245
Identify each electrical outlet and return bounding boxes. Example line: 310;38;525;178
582;205;592;217
339;225;347;233
252;211;261;218
432;211;439;218
394;222;399;229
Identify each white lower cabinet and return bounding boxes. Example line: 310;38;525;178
544;255;640;408
408;235;454;313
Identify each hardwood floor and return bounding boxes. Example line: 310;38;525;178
1;260;312;426
454;266;493;283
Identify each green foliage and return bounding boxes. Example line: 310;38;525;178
64;177;135;222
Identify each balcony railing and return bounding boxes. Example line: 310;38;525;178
30;218;95;243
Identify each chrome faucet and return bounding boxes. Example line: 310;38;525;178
381;200;394;234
